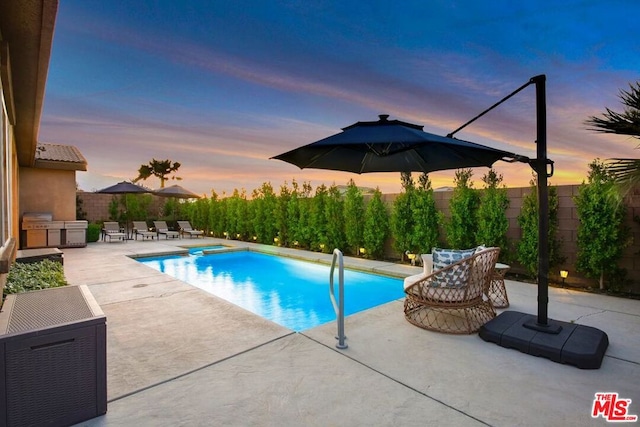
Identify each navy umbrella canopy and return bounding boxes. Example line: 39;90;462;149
97;181;150;194
272;115;529;174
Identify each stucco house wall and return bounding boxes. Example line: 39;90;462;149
19;167;77;221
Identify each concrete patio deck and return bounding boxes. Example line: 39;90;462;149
64;237;640;426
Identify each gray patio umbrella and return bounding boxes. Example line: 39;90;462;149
272;114;529;174
97;181;151;238
97;181;150;194
153;184;200;221
153;184;201;199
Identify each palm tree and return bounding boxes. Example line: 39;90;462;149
585;81;640;192
134;158;181;188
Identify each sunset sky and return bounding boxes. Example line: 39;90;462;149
40;1;640;196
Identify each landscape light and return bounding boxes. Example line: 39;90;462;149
560;270;569;285
405;251;417;265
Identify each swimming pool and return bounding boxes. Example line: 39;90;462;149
138;251;404;331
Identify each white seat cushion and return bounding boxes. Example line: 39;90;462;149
403;272;428;290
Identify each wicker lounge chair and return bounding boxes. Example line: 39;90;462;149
102;222;126;242
404;247;500;334
177;221;204;238
132;221;155;240
153;221;180;239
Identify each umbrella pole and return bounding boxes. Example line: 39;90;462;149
526;74;559;331
124;195;131;240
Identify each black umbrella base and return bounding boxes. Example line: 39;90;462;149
479;311;609;369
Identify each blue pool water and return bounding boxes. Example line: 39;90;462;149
138;251;403;331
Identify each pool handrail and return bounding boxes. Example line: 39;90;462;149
329;248;348;349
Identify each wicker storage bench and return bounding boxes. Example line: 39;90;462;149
0;285;106;426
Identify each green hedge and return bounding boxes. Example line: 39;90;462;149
87;223;102;242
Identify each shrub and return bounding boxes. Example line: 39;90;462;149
391;172;415;257
310;184;329;251
252;183;277;243
343;179;365;256
288;180;313;249
477;169;510;260
445;169;480;249
574;160;631;290
275;182;292;245
517;180;564;277
410;173;439;254
363;188;389;259
87;223;101;242
324;184;346;252
4;260;68;296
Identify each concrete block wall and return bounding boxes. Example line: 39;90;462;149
391;184;640;292
77;191;165;224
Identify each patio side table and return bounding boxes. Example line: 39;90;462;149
487;263;510;308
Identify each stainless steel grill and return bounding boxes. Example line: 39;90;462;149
21;212;53;230
64;220;88;247
21;213;88;248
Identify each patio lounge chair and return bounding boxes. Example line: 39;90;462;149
403;250;510;309
177;221;204;238
102;221;127;242
153;221;180;239
132;221;155;240
404;247;500;334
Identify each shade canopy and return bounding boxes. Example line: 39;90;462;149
97;181;150;194
153;184;201;199
272;115;529;174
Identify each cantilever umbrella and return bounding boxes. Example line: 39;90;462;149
272;114;528;174
97;181;151;238
273;111;610;369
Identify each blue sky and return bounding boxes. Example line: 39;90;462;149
40;0;640;195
